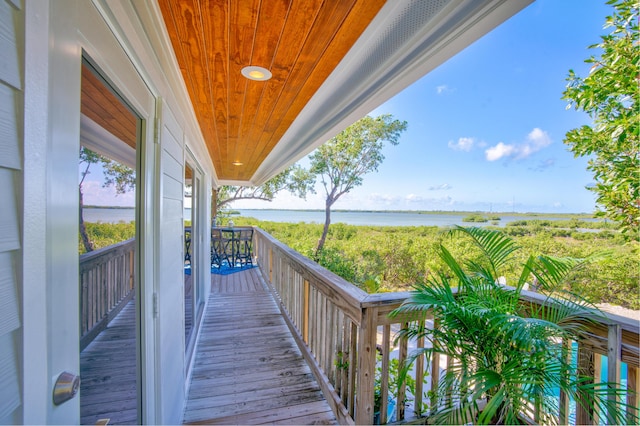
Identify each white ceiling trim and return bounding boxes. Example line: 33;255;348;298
251;0;533;186
80;113;137;169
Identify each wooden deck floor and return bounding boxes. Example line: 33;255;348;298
183;267;337;425
80;298;138;425
80;267;336;425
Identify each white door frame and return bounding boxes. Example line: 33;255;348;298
45;1;158;423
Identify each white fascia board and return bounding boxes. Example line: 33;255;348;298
80;114;137;169
251;0;533;185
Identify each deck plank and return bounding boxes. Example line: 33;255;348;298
80;298;138;425
183;268;337;425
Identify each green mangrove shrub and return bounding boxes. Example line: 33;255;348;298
391;226;635;425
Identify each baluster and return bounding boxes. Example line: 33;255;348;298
309;287;316;353
318;292;325;368
380;324;391;424
327;304;337;384
430;318;440;411
303;279;310;344
268;247;273;283
397;322;408;421
576;343;596;425
415;319;425;417
628;365;639;424
337;313;347;398
348;321;357;417
558;338;571;425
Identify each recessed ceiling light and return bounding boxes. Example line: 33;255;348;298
232;161;243;166
241;66;272;81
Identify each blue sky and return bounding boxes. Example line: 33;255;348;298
235;0;611;213
85;0;613;213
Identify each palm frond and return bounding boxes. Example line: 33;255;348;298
522;254;585;292
391;227;625;425
448;226;520;276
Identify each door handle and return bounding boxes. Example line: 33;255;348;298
53;371;80;405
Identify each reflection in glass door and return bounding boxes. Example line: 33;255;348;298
184;163;195;351
184;161;205;368
78;58;141;424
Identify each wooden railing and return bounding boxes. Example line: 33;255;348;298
253;227;639;425
79;238;135;350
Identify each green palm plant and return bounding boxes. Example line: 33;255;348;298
391;226;634;425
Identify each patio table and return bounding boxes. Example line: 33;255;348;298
211;227;253;268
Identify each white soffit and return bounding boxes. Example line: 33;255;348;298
252;0;533;185
80;114;137;169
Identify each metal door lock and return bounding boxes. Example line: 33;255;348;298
53;371;80;405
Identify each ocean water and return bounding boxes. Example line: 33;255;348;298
84;207;595;227
83;207;135;223
234;209;594;228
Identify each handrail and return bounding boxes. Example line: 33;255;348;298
253;227;639;425
79;238;135;350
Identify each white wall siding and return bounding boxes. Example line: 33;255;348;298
156;103;187;424
0;0;21;89
0;168;19;252
0;84;21;170
0;0;22;423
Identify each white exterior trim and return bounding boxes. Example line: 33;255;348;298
18;0;215;423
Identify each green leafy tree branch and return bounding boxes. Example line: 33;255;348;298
563;0;639;236
309;114;407;255
216;165;315;215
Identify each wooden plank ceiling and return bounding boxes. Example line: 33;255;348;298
158;0;386;183
81;62;137;151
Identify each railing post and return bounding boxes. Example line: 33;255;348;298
607;324;621;424
355;306;377;425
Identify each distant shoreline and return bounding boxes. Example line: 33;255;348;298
85;205;596;219
232;208;597;219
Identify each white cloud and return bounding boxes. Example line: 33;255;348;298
485;128;552;161
405;194;424;202
485;142;515;161
436;85;449;94
428;183;452;191
448;137;475;152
